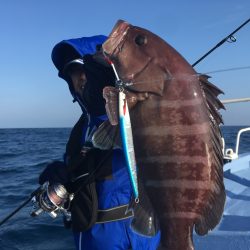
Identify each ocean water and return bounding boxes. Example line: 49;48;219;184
0;126;250;250
0;128;74;250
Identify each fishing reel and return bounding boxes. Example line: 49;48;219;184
30;182;74;219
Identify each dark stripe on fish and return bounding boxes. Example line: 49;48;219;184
141;161;212;181
135;135;212;157
133;123;210;136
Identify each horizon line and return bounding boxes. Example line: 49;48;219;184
1;125;250;130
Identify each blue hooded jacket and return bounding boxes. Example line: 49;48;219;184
51;35;133;209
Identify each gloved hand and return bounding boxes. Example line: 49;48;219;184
39;161;69;185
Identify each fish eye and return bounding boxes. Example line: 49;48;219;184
134;35;147;46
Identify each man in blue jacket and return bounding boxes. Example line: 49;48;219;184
39;35;161;250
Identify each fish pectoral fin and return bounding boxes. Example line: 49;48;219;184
103;86;119;126
92;120;122;150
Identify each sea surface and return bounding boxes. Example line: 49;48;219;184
0;126;250;250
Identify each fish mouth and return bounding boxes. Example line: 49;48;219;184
103;20;163;96
102;20;130;59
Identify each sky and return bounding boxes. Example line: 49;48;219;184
0;0;249;128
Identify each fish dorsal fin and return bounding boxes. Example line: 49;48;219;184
195;74;226;235
200;75;225;124
200;74;224;96
92;120;122;150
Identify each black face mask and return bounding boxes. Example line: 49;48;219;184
72;56;116;116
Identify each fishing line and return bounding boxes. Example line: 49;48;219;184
117;65;250;88
203;66;250;75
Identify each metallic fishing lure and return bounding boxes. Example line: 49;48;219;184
119;90;139;200
110;61;139;201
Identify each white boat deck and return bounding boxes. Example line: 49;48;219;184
194;153;250;250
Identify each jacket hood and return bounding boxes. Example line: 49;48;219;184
51;35;115;117
51;35;107;77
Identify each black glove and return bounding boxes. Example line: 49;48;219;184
39;161;69;185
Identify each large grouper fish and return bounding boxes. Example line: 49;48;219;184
100;20;226;250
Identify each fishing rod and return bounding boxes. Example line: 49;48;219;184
0;141;115;227
0;187;41;226
0;182;74;227
192;18;250;67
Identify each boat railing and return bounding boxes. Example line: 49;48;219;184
223;127;250;161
